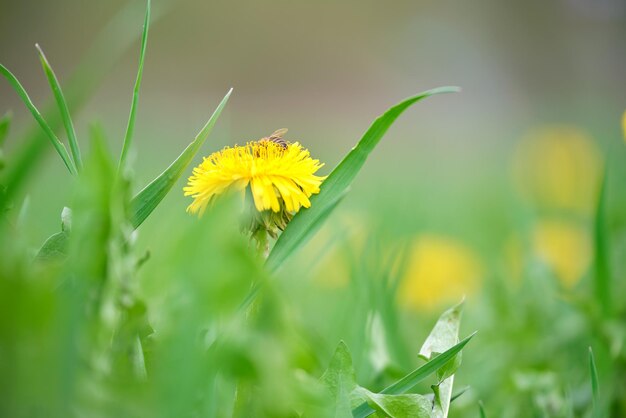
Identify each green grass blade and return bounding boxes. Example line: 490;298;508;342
1;1;171;205
589;347;599;413
118;0;151;172
266;86;459;272
0;64;76;174
35;44;82;172
0;111;11;146
593;165;611;317
352;332;475;418
479;401;487;418
129;88;232;228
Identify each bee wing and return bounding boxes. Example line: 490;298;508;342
268;128;288;141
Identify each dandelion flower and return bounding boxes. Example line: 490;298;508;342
184;130;325;220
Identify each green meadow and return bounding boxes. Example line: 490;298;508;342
1;1;625;417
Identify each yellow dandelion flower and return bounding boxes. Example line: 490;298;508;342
184;131;325;217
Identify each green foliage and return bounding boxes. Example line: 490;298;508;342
266;86;459;272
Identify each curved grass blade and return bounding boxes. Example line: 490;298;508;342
266;86;460;272
129;88;232;228
352;332;475;418
0;112;11;146
0;64;76;174
35;44;82;172
118;0;151;172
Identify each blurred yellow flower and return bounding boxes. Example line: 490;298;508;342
532;219;591;288
512;126;602;215
399;235;483;312
184;135;325;216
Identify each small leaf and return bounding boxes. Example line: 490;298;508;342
129;88;232;228
36;44;83;171
61;207;72;232
118;0;151;172
354;387;431;418
35;231;69;262
266;86;459;272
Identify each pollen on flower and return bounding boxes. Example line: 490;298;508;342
183;138;325;217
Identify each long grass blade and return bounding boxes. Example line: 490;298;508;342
352;332;475;418
0;64;76;174
593;165;611;316
129;88;232;228
35;44;82;172
265;86;459;272
589;347;599;414
118;0;151;172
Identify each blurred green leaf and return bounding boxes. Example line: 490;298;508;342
0;111;11;146
266;86;459;272
0;64;76;174
354;387;431;418
35;231;69;262
129;88;232;228
419;301;463;418
36;44;82;171
118;0;151;172
320;341;357;418
593;165;611;317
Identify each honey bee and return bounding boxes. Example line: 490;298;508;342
262;128;289;148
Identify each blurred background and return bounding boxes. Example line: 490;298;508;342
1;0;626;416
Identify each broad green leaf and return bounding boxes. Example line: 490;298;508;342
118;0;151;172
419;301;464;418
0;111;11;146
36;44;83;171
0;64;76;174
352;333;475;418
129;88;232;228
354;387;431;418
266;86;459;272
593;166;611;317
320;341;357;418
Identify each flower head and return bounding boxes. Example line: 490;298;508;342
184;131;325;220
